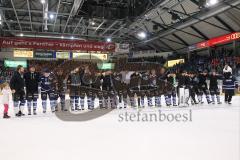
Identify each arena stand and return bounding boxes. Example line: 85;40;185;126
1;53;240;79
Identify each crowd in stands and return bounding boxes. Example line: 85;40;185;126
170;48;240;78
0;61;14;82
127;56;166;64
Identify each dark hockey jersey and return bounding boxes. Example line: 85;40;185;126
176;74;187;87
67;73;81;87
198;74;208;87
189;76;199;88
140;72;151;86
82;72;94;87
166;74;176;86
92;75;102;89
184;76;192;88
223;75;238;91
209;74;222;89
55;74;66;91
156;73;167;85
129;73;141;90
40;73;57;92
102;74;112;88
149;74;157;86
112;73;125;90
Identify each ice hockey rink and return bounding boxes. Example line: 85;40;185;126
0;96;239;160
1;0;240;160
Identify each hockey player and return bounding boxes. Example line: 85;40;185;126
128;71;141;108
10;65;26;117
79;66;86;110
92;71;104;109
24;66;40;115
67;67;81;111
176;70;189;106
150;69;161;107
184;71;199;105
102;71;115;109
140;71;153;107
158;67;172;106
112;71;127;109
188;72;199;105
222;72;238;104
166;71;177;106
197;70;211;104
82;67;95;110
154;68;165;107
209;70;222;104
55;69;67;111
40;68;57;113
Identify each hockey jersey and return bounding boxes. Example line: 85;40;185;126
209;74;222;89
198;74;208;87
40;73;57;92
112;73;125;90
68;73;81;87
140;72;151;86
223;75;238;91
129;73;141;90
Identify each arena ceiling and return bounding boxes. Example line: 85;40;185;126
0;0;240;52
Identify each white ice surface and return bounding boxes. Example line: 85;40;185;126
0;96;239;160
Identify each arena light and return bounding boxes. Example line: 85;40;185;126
137;31;147;39
106;37;112;42
49;14;54;20
0;14;2;25
61;36;64;39
90;21;95;26
40;0;46;4
206;0;218;7
70;36;74;39
19;33;24;37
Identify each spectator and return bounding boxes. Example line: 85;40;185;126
10;65;26;117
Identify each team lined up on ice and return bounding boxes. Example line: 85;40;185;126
0;64;238;119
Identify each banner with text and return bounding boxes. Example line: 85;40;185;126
72;52;91;59
56;52;70;59
0;37;116;52
34;51;54;58
189;32;240;51
167;59;185;68
14;50;33;58
91;53;108;61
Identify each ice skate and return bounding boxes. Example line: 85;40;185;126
15;112;21;117
19;111;25;116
